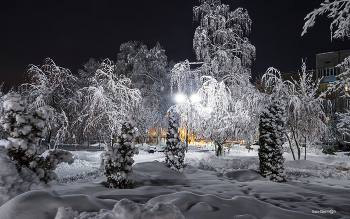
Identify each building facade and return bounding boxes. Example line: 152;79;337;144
316;49;350;113
316;50;350;147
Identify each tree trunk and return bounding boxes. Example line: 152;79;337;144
304;136;307;160
216;142;222;156
157;126;161;146
291;127;301;159
286;134;296;160
185;128;189;152
47;130;52;149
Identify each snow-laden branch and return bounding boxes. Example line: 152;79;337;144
302;0;350;40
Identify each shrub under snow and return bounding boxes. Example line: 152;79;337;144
0;93;74;183
100;114;139;189
165;111;186;171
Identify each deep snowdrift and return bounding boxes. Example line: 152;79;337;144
0;161;327;219
1;145;350;218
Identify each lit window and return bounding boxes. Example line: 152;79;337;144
346;84;348;92
326;117;330;121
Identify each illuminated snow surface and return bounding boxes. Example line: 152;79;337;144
0;143;350;218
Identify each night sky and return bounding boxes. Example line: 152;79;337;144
1;0;349;88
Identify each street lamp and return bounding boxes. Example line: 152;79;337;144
175;93;186;103
190;94;200;103
174;92;201;149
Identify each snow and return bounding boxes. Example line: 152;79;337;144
1;144;350;218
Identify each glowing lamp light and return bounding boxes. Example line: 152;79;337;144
175;93;186;103
190;94;200;103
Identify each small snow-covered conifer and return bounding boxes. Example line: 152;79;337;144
165;111;186;171
101;113;138;189
0;92;74;182
258;97;286;182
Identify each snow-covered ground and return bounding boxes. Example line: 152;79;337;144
1;143;350;218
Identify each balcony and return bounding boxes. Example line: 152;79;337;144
322;76;336;83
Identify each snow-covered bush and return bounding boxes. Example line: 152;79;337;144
100;114;138;189
258;97;286;182
165;111;186;171
0;147;42;206
0;92;74;182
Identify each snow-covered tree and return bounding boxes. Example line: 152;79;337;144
198;76;233;156
261;63;326;160
22;58;78;146
302;1;350;154
100;114;138;188
0;92;74;182
286;62;326;159
80;58;141;145
302;0;350;40
258;97;286;182
77;58;102;88
169;0;258;155
1;93;47;169
165;111;186;171
116;41;171;145
193;0;255;81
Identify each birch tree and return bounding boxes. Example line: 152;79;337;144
80;58;141;144
21;58;78;146
170;0;258;155
261;63;326;160
116;41;171;145
193;0;255;82
302;0;350;40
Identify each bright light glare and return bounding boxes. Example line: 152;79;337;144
190;94;200;103
175;93;186;103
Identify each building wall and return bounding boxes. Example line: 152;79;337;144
316;49;350;113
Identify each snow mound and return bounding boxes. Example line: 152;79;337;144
0;190;117;219
147;191;323;219
186;153;259;174
133;161;187;187
55;158;92;172
0;139;6;146
284;160;327;170
224;169;265;182
0;190;185;219
71;151;101;163
58;199;185;219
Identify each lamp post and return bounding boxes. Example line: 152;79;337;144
174;93;200;150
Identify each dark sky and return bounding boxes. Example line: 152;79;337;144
1;0;349;88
